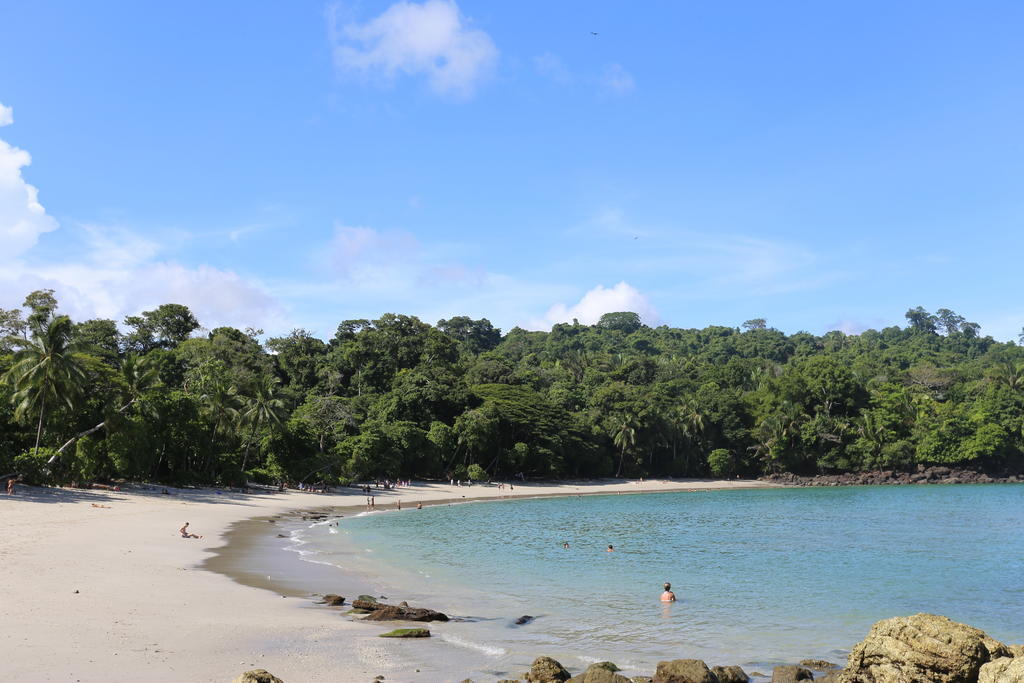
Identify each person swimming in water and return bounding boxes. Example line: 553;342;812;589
660;582;676;602
607;544;614;552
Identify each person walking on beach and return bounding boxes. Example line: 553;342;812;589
6;477;15;495
660;582;676;602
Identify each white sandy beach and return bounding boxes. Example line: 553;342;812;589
0;478;776;682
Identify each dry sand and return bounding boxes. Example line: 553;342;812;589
0;477;777;682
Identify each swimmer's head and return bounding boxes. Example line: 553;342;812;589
664;582;671;590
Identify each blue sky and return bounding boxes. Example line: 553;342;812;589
1;1;1023;340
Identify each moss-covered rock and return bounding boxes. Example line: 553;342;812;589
378;628;431;638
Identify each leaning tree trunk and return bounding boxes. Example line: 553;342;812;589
240;419;259;473
47;398;137;466
34;396;46;457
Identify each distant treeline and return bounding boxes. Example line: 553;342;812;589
3;290;1023;486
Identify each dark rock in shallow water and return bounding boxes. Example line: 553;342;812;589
378;627;430;638
771;665;813;682
653;659;715;683
362;603;449;622
233;670;283;683
515;615;535;625
799;659;835;671
317;594;345;606
524;656;572;682
842;613;1009;683
357;594;378;603
711;664;749;682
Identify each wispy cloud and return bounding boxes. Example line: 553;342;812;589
330;0;498;98
601;63;634;95
534;52;571;84
0;103;12;126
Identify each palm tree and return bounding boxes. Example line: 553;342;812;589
3;315;88;456
51;355;160;462
613;414;638;477
989;360;1024;392
201;377;239;452
239;376;286;473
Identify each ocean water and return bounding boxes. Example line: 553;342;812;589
292;485;1024;676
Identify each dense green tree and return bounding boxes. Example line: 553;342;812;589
124;303;200;352
4;315;88;456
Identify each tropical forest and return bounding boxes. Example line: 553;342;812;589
3;288;1023;487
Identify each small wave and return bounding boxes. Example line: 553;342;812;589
439;633;507;657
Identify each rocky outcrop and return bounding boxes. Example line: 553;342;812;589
524;656;572;682
378;627;431;638
652;659;716;683
233;670;284;683
978;657;1024;683
516;615;535;625
567;662;631;683
762;463;1024;488
359;599;449;622
840;613;1009;682
772;665;813;682
711;665;749;682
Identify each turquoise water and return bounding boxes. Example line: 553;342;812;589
298;485;1024;674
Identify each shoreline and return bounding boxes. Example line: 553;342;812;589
1;477;776;681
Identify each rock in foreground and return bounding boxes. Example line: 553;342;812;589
840;613;1010;682
568;662;631;683
711;665;750;682
772;665;813;682
233;670;283;683
524;656;572;682
979;656;1024;683
653;658;716;683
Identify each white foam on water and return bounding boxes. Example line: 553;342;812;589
439;633;507;657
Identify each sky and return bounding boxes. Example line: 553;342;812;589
1;1;1023;340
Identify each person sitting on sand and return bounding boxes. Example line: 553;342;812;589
661;582;676;602
179;522;202;539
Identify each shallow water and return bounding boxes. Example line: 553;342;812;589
292;485;1024;675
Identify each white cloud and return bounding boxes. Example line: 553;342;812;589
535;52;571;84
601;63;634;95
530;281;658;329
0;225;284;331
0;108;282;330
332;0;497;97
0;103;59;261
